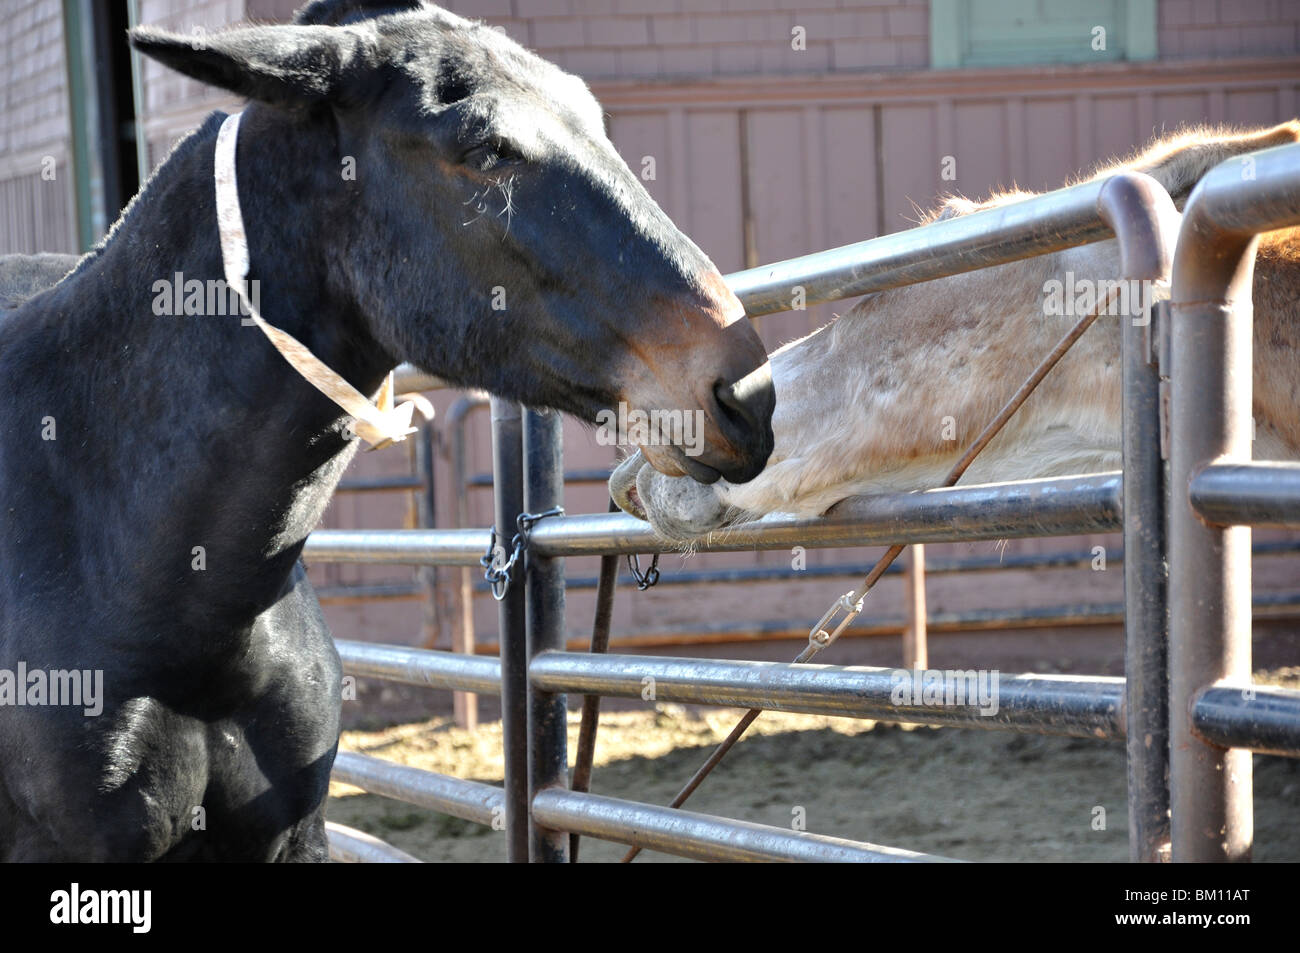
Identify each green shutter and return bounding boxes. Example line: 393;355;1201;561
930;0;1157;70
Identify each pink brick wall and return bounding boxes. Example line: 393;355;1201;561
138;0;247;119
1159;0;1300;58
133;1;1300;94
444;0;1300;81
0;0;73;252
443;0;929;79
0;0;68;157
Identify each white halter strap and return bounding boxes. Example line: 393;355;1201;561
214;111;416;449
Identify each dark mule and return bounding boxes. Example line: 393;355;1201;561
0;0;773;861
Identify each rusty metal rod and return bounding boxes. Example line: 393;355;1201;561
569;499;621;863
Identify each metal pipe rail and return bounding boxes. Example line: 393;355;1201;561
1169;140;1300;861
304;472;1119;562
530;651;1124;739
530;790;958;863
305;528;489;566
326;822;422;863
332;751;504;827
1190;462;1300;528
729;175;1158;316
336;640;502;694
1192;685;1300;758
529;472;1121;556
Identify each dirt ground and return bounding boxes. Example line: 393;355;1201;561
327;665;1300;863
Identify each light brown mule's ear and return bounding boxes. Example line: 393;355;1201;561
1130;120;1300;209
129;23;368;108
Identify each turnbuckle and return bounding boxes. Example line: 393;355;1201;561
808;591;865;650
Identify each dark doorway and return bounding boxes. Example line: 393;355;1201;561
88;1;140;219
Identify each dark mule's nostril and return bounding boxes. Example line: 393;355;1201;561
707;368;775;484
713;379;760;434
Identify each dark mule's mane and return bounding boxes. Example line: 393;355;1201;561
61;113;227;288
294;0;426;26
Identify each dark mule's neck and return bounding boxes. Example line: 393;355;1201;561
23;105;395;637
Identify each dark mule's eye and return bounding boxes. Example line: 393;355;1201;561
460;139;523;171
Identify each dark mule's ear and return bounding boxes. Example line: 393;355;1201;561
129;24;370;108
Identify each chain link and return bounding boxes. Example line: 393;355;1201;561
480;506;565;601
626;552;660;591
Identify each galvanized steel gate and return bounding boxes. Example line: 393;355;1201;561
309;143;1300;863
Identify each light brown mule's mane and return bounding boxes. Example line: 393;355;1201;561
921;121;1300;225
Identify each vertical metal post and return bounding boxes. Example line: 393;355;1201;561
902;545;927;670
414;418;441;651
1169;188;1257;863
523;409;570;862
449;396;490;729
1122;298;1171;862
61;0;102;250
1096;172;1180;864
490;398;529;862
453;574;478;729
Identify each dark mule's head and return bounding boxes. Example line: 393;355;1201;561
131;0;773;484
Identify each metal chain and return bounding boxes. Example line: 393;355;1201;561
480;506;566;601
626;552;660;590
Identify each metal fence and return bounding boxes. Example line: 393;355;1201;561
310;144;1300;863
